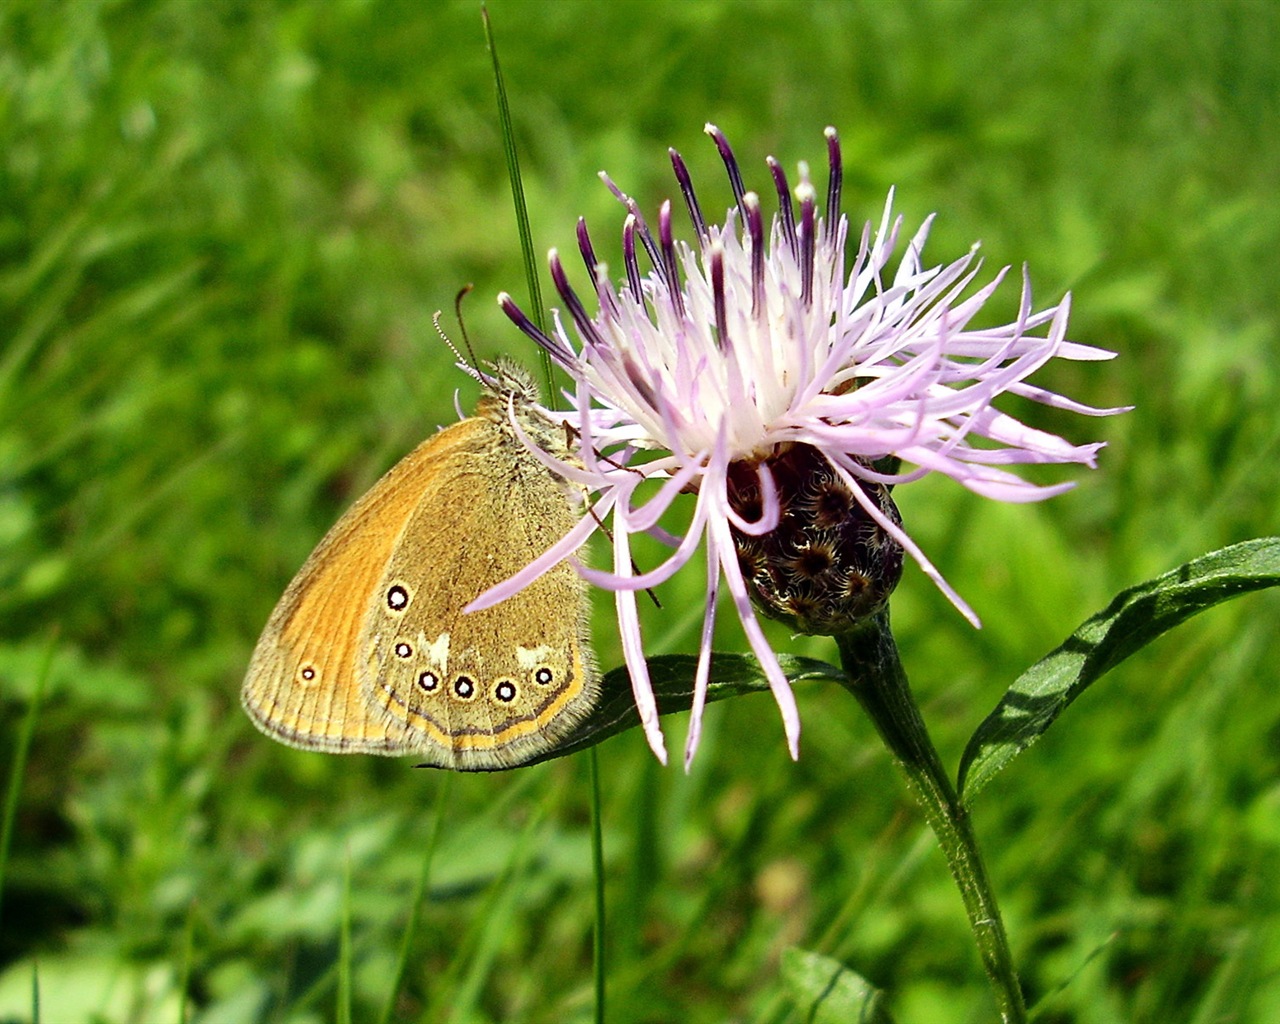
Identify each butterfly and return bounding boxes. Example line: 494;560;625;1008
241;362;598;770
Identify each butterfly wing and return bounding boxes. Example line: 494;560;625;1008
241;424;474;753
360;412;598;770
242;405;598;768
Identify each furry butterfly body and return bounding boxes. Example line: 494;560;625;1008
241;366;598;770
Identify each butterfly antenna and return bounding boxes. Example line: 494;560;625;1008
455;284;494;379
432;302;484;387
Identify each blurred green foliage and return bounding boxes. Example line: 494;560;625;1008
1;1;1278;1021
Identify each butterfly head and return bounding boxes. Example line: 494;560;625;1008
476;358;542;413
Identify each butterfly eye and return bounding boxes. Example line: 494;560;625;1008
534;666;554;686
386;584;411;612
299;665;317;683
394;641;413;659
454;676;476;699
417;670;439;692
494;679;518;703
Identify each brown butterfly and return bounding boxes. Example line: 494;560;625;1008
241;362;598;770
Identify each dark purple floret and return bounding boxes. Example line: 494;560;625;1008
799;185;816;308
622;216;645;302
706;124;748;222
549;250;604;348
658;201;685;320
576;217;600;277
824;127;843;248
602;179;664;284
710;246;729;354
576;217;618;318
498;295;573;368
669;147;708;239
746;193;766;318
767;156;797;258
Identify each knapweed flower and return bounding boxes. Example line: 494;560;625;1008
480;125;1124;768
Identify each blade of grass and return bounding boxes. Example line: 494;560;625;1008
176;900;197;1024
432;795;551;1021
482;4;549;361
589;747;607;1024
609;791;773;1002
337;846;353;1024
283;770;548;1023
620;754;659;963
484;11;603;1023
376;776;452;1024
1026;932;1116;1021
0;630;57;931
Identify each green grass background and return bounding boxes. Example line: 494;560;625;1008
2;0;1279;1021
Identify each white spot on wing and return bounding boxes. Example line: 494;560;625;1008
516;645;553;669
421;632;450;669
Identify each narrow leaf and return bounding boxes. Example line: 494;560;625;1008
959;538;1280;803
588;749;606;1024
376;777;450;1024
482;4;553;385
0;632;57;930
336;848;352;1024
432;653;843;772
541;653;842;765
781;947;895;1024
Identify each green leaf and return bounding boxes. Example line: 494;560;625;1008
449;652;843;772
780;947;895;1024
958;537;1280;803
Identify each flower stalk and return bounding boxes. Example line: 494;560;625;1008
837;614;1026;1023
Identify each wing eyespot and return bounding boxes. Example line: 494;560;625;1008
386;583;411;613
494;679;518;703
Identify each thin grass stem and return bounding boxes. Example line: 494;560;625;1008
176;900;197;1024
482;4;554;389
0;631;56;932
377;776;451;1024
589;747;607;1024
337;846;353;1024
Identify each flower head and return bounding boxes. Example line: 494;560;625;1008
483;126;1125;768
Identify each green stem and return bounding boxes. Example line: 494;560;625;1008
589;747;607;1024
836;614;1026;1024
